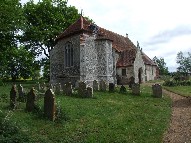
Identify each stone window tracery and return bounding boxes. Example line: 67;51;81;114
64;42;73;67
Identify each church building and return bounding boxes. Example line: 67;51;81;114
50;16;158;86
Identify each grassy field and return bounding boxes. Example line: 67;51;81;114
0;83;171;143
163;86;191;97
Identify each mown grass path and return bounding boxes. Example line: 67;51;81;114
162;89;191;143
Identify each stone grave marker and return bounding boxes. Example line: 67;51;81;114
132;83;140;96
152;84;162;98
26;87;36;112
55;83;61;95
109;83;115;92
129;76;135;89
93;80;99;91
75;80;80;90
78;81;86;97
120;85;127;93
37;82;41;91
18;84;24;101
65;82;72;96
44;89;56;121
86;87;93;98
10;85;17;108
100;80;106;91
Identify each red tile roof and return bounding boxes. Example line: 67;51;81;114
56;16;157;66
116;49;136;67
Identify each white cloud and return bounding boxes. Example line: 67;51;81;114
21;0;191;72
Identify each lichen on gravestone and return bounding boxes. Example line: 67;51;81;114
44;89;56;121
26;87;36;112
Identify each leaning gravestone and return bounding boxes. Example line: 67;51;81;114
86;87;93;98
109;83;115;92
18;84;24;101
44;89;56;121
132;83;140;96
64;82;72;96
26;87;36;112
93;80;99;91
100;80;106;91
120;85;127;93
152;84;162;98
10;85;17;109
78;81;86;97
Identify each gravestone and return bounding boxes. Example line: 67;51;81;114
65;82;72;96
129;76;135;89
132;83;140;96
78;81;86;97
37;82;41;91
10;85;17;108
109;83;115;92
100;80;106;91
120;85;127;93
55;83;61;95
18;84;24;101
44;89;56;121
26;87;36;112
152;84;162;98
93;80;99;91
86;87;93;98
75;80;80;89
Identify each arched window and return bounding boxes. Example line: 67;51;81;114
64;42;73;67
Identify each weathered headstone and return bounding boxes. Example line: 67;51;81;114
120;85;127;93
18;84;24;101
109;83;115;92
26;87;36;112
86;87;93;98
37;82;41;91
64;82;72;96
93;80;99;91
100;80;106;91
152;84;162;98
129;76;135;89
132;83;140;96
78;81;86;97
55;83;61;95
44;89;56;121
10;85;17;108
75;80;80;89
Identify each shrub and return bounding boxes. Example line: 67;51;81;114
0;79;4;86
0;111;30;143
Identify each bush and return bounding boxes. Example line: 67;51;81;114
0;111;30;143
163;80;191;87
0;79;4;86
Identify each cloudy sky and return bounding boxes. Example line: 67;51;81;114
21;0;191;72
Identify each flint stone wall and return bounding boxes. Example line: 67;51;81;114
50;35;81;85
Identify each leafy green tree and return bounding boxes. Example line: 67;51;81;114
22;0;80;58
176;51;191;75
0;0;24;77
1;46;40;81
153;56;169;75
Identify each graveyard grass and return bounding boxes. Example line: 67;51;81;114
0;83;171;143
163;86;191;97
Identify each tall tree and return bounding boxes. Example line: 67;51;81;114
22;0;80;58
0;0;24;76
153;56;169;75
3;46;40;81
176;51;191;75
